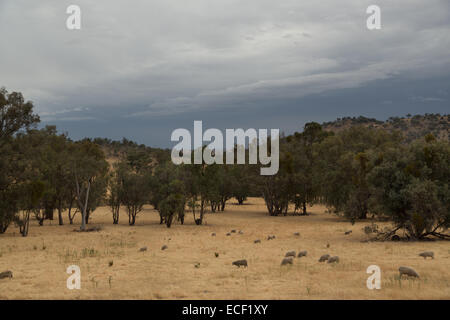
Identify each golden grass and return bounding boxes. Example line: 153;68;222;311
0;198;449;300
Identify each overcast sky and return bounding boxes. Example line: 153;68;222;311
0;0;449;147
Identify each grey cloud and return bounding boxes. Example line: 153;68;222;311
0;0;449;144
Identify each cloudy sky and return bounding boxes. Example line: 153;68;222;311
0;0;449;147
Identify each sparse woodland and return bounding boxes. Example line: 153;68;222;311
1;88;449;241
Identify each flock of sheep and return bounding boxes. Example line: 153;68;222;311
224;231;435;280
0;231;436;283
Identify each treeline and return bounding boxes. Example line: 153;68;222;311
0;88;449;241
322;113;449;142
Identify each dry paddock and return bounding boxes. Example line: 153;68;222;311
0;198;449;299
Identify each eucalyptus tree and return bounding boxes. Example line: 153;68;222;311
0;88;40;233
70;139;108;230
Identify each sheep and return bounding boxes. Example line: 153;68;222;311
285;251;296;258
327;256;339;263
238;230;244;234
254;239;261;244
297;250;307;258
231;230;236;233
344;230;352;235
211;233;216;237
161;245;168;250
226;233;231;236
418;251;434;259
139;247;147;252
232;259;248;268
0;271;12;280
319;254;330;262
293;232;300;236
267;235;276;240
399;266;419;278
214;252;219;258
281;257;294;266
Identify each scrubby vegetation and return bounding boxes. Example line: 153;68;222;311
0;88;448;241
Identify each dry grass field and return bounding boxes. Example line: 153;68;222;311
0;198;449;300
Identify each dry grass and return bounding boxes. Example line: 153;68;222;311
0;198;449;300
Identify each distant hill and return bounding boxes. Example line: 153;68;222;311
321;114;449;142
92;137;170;169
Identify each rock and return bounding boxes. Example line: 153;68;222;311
232;259;248;268
326;243;330;248
319;254;330;262
0;271;13;280
391;235;401;241
254;239;261;244
399;266;419;278
161;245;168;250
419;251;434;259
281;257;293;266
285;251;296;258
139;247;147;252
327;256;339;263
297;250;307;258
215;252;219;258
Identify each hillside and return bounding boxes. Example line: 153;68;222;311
92;137;170;169
321;114;449;142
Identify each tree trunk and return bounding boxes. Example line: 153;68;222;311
58;206;64;225
20;212;30;237
112;206;119;224
80;179;91;231
85;209;91;224
0;220;9;234
128;208;136;226
302;201;307;216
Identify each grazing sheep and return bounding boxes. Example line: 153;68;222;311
297;250;307;258
319;254;330;262
345;230;352;235
194;263;200;268
281;257;294;266
419;251;434;259
231;230;236;233
161;245;168;250
139;247;147;252
254;239;261;244
226;233;231;236
238;230;244;234
294;232;300;236
211;233;216;237
399;266;419;278
232;259;248;268
327;256;339;263
285;251;296;258
0;271;12;280
267;235;276;240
